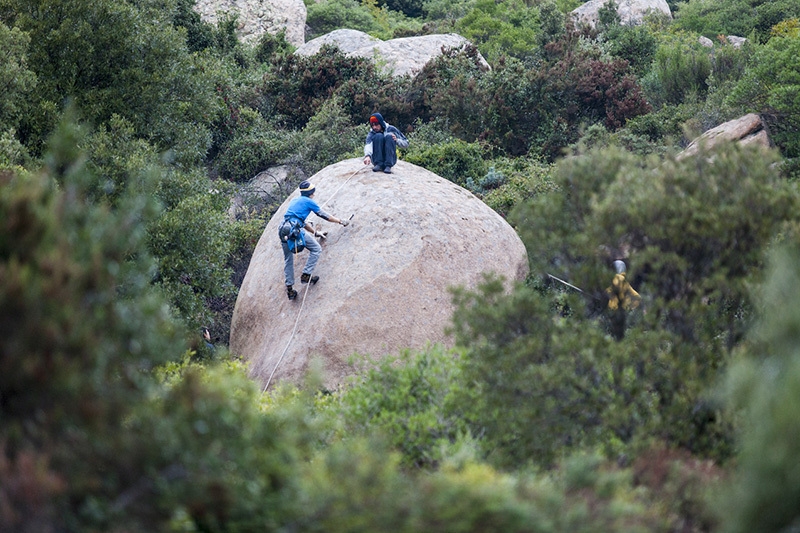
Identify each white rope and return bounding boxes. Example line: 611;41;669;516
262;164;367;393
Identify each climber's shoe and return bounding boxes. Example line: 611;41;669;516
300;273;319;284
287;286;298;300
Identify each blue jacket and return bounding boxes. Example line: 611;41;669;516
364;112;409;157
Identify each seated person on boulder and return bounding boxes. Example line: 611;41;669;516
362;112;408;174
278;180;349;301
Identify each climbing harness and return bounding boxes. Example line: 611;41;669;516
263;164;366;393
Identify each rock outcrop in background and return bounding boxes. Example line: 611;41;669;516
194;0;307;46
571;0;671;28
230;159;529;389
679;113;771;159
295;30;490;77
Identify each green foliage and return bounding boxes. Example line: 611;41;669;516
253;28;295;64
291;96;365;175
404;139;487;186
172;0;215;52
1;0;223;164
214;117;300;182
644;31;712;107
673;0;800;43
0;118;186;529
456;0;541;62
306;0;383;39
382;0;424;18
0;22;36;133
148;185;235;329
330;346;472;469
476;157;557;218
422;0;475;21
717;245;800;532
603;23;658;75
727;33;800;157
262;45;411;130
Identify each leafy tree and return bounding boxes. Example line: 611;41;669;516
456;0;541;62
643;31;712;107
717;245;800;533
404;139;486;187
306;0;383;39
673;0;800;43
727;32;800;157
261;45;403;130
487;144;800;464
0;0;223;164
0;22;36;134
603;23;658;75
0;116;185;530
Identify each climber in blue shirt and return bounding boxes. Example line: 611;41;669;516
278;180;349;300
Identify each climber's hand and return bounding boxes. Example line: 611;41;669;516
315;231;327;239
340;219;349;227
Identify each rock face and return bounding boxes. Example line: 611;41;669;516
571;0;671;28
296;30;490;77
193;0;306;46
229;165;307;220
699;35;748;48
680;113;771;159
230;159;529;389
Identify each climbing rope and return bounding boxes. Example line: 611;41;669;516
263;164;368;393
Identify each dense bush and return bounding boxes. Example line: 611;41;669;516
403;139;487;186
0;22;36;134
214;120;300;183
456;0;541;62
261;45;413;130
727;32;800;158
643;31;712;108
473;156;556;218
306;0;383;39
291;96;365;175
0;0;223;164
673;0;800;43
718;245;800;532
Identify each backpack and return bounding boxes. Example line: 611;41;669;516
278;218;305;253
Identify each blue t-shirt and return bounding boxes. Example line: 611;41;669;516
284;196;324;223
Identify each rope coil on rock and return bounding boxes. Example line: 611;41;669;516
263;164;368;393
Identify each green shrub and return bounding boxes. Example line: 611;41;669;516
647;32;712;107
403;139;487;186
477;157;556;218
673;0;800;44
291;96;364;175
326;346;472;469
727;33;800;157
456;0;541;62
0;22;36;133
214;123;299;183
603;24;658;75
306;0;382;38
717;245;800;532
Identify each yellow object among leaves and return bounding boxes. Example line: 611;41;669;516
606;272;641;311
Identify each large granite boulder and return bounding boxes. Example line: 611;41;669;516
230;159;528;389
571;0;671;28
296;30;490;77
679;113;771;159
194;0;307;46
